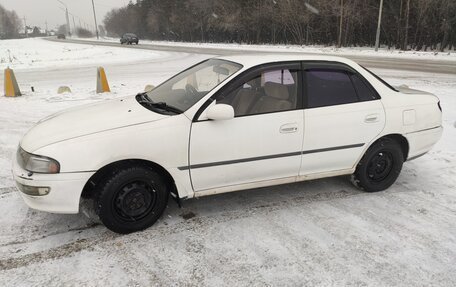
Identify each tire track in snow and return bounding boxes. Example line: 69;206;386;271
0;223;101;248
0;187;16;196
0;233;118;271
0;187;361;271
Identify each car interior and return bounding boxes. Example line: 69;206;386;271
219;69;298;116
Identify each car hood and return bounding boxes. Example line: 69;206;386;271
21;96;168;152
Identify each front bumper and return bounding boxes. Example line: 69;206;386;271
12;156;94;214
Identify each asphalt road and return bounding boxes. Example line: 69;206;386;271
47;38;456;75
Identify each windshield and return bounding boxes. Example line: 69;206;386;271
143;59;242;112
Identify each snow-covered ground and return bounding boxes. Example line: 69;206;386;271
0;38;174;70
0;38;455;286
77;36;456;62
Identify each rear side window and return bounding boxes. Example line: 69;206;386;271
306;69;358;108
350;74;378;101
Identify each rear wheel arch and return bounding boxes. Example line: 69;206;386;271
352;134;407;192
371;134;409;161
81;159;178;199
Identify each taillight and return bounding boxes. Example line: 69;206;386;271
438;101;442;112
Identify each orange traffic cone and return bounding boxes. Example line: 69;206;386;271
96;67;110;93
4;67;21;97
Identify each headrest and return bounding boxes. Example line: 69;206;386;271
264;82;289;100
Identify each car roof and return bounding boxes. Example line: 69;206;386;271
216;53;357;69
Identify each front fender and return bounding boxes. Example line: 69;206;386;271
34;115;194;198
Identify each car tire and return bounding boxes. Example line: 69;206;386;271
351;138;404;192
94;166;169;234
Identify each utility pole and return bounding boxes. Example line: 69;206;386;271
91;0;99;39
23;16;28;37
45;20;48;35
338;0;343;48
72;15;76;35
374;0;384;51
403;0;410;50
57;0;71;36
65;8;71;36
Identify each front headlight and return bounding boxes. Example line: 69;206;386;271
17;147;60;174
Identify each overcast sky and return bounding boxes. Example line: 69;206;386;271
0;0;129;31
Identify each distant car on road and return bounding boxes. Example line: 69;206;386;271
120;33;138;45
57;34;66;39
13;55;443;234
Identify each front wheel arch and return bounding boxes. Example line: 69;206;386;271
81;159;178;200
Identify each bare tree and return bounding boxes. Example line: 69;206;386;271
0;4;21;39
102;0;456;51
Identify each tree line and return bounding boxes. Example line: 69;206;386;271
104;0;456;51
0;4;21;39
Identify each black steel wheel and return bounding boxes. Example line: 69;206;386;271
351;138;404;192
367;151;395;182
95;166;169;234
113;180;157;221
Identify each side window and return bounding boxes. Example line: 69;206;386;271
218;68;298;117
306;69;358;108
350;74;378;101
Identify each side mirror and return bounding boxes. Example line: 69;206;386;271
206;104;234;121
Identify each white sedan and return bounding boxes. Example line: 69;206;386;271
13;54;443;233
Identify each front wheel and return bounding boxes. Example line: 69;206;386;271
95;166;169;234
351;138;404;192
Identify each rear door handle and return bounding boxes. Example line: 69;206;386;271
364;114;379;123
280;123;298;133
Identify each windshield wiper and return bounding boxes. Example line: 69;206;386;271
147;101;183;114
136;93;183;114
136;92;152;103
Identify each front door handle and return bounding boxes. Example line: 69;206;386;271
280;123;298;133
365;114;379;123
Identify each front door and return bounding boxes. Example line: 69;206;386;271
189;63;304;192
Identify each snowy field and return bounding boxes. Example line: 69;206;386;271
0;37;175;70
0;38;455;286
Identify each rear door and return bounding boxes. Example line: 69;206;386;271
300;62;385;176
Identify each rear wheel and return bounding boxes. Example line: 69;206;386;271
351;138;404;192
95;166;169;234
